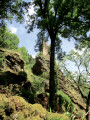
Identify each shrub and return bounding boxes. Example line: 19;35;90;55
0;52;4;68
21;89;35;103
56;90;74;112
32;75;45;94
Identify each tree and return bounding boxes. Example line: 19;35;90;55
60;48;90;84
59;48;90;118
18;47;32;65
34;31;49;53
26;0;90;109
0;26;19;49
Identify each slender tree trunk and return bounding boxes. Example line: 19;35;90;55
49;36;56;110
86;90;90;120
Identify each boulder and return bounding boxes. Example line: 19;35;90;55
32;56;49;75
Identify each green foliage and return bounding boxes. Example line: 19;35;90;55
18;47;33;65
79;84;90;100
35;31;47;52
60;48;90;84
32;75;45;94
36;52;43;58
0;52;4;68
0;0;28;26
41;72;49;79
21;89;35;103
0;94;71;120
0;26;19;49
57;90;74;112
45;113;69;120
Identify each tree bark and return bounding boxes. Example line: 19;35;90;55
86;90;90;120
49;35;56;110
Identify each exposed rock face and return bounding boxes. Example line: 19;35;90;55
0;48;24;72
32;56;49;75
0;49;32;102
0;49;27;87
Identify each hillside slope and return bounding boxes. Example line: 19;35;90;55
0;49;88;119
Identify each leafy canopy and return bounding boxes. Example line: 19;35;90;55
0;26;19;49
0;0;29;26
27;0;90;38
60;48;90;84
18;47;33;65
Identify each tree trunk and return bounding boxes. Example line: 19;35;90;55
86;90;90;120
49;36;56;110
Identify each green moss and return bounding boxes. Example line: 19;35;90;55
46;113;69;120
57;90;71;103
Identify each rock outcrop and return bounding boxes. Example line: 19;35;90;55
0;48;88;118
0;48;24;72
32;56;49;75
0;49;29;95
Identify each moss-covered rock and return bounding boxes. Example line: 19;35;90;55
0;48;24;72
0;94;70;120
